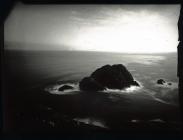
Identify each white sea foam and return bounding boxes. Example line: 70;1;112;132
73;117;108;129
104;86;141;93
131;119;140;123
149;119;165;123
45;83;79;95
103;80;142;94
45;80;142;95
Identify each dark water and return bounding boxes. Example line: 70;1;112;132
3;50;181;132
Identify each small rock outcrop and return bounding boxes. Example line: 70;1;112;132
157;79;166;85
58;85;74;91
79;64;140;91
157;79;173;86
168;82;172;85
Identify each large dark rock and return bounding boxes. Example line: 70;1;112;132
79;64;140;91
79;77;105;91
58;85;74;91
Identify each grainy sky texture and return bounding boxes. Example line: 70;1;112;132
5;3;180;53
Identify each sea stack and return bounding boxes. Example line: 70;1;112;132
157;79;166;85
79;64;140;91
58;85;74;91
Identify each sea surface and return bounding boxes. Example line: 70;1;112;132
3;50;181;132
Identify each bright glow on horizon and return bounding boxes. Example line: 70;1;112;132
71;12;179;53
5;4;180;53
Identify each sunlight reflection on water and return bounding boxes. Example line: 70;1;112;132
126;55;165;65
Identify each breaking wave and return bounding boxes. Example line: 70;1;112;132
45;81;142;95
73;117;108;129
45;83;79;95
104;85;142;93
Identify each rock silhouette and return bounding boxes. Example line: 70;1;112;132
131;81;140;86
168;83;172;85
79;77;105;91
58;85;74;91
156;79;173;86
79;64;140;91
157;79;166;85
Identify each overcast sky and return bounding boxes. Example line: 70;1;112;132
5;3;180;53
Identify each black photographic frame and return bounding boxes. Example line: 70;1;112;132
1;0;183;139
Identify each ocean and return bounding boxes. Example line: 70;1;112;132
3;50;181;132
